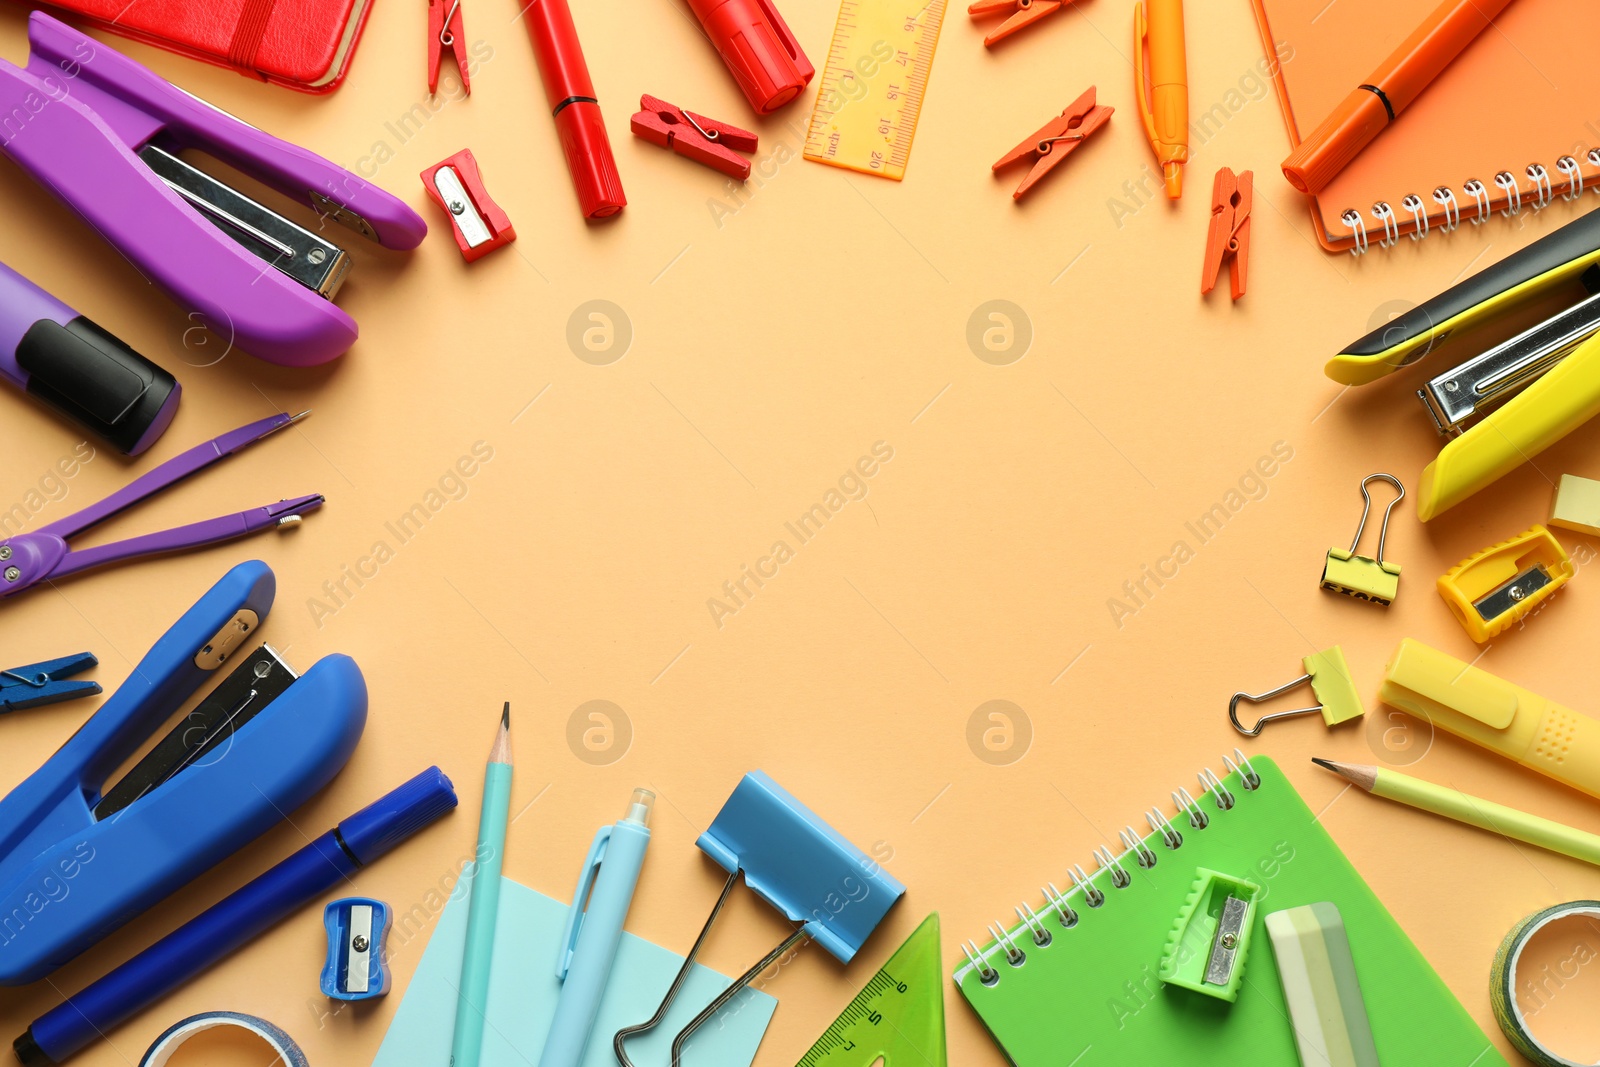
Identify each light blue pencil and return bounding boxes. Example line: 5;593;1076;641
449;703;513;1067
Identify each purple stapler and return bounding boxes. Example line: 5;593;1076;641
0;12;427;367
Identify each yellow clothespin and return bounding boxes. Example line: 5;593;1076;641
1229;647;1365;737
1322;474;1404;605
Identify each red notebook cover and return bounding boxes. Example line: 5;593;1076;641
31;0;374;93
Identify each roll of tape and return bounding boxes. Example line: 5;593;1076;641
1491;901;1600;1067
137;1011;310;1067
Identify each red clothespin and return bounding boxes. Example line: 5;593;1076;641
1202;167;1252;300
428;0;470;94
630;95;759;180
420;149;515;262
992;86;1112;200
968;0;1064;46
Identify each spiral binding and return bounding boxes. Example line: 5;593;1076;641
958;748;1262;987
1339;151;1600;256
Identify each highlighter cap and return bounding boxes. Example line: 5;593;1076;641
687;0;814;114
338;767;458;864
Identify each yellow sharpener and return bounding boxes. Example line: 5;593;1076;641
1437;525;1573;643
1321;474;1404;606
1229;646;1365;737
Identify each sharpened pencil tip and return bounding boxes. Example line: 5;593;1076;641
1311;757;1337;772
502;701;510;729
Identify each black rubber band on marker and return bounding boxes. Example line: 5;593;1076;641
551;95;598;116
1358;84;1395;121
333;827;363;867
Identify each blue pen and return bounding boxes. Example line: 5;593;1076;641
11;768;458;1066
538;788;655;1067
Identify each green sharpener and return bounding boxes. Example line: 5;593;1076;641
1158;868;1261;1002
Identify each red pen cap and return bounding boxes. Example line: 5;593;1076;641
686;0;814;114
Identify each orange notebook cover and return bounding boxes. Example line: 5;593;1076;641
1249;0;1600;254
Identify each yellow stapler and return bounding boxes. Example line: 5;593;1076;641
1326;209;1600;522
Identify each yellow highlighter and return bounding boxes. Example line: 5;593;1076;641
1380;638;1600;799
1324;209;1600;521
1134;0;1187;199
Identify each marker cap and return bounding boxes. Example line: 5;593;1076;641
688;0;814;114
337;766;458;864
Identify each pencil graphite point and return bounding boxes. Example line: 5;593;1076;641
502;701;510;730
1311;757;1376;791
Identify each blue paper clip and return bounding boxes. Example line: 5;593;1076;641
614;771;905;1067
321;898;391;1001
1;652;100;714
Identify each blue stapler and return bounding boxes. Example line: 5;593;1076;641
0;560;366;986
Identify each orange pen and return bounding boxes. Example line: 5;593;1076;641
1134;0;1187;200
1282;0;1516;196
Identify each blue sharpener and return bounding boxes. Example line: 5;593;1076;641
321;898;390;1001
697;771;905;963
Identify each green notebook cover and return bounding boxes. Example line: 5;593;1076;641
954;755;1505;1065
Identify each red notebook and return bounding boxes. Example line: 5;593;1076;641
30;0;375;93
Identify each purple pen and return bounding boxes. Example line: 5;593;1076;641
0;260;178;455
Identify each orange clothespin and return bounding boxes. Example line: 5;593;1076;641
992;86;1112;200
631;95;759;180
1202;167;1252;300
968;0;1064;46
428;0;470;95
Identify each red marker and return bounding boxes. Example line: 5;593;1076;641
521;0;625;219
687;0;813;114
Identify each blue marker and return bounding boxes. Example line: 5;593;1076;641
539;789;655;1067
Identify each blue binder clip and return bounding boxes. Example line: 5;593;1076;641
615;771;905;1067
0;560;367;986
321;898;391;1001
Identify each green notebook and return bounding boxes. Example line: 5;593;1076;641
954;754;1505;1065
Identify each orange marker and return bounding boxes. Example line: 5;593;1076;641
1282;0;1516;196
1134;0;1187;199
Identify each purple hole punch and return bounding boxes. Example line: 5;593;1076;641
0;12;427;367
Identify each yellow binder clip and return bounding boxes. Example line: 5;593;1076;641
1229;646;1365;737
1438;525;1573;643
1321;474;1404;606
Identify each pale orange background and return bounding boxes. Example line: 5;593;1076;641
1;0;1598;1065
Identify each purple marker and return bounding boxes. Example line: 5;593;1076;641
0;260;178;455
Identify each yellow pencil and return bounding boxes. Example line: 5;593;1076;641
1314;758;1600;868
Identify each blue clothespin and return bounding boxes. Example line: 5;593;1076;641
1;652;99;713
615;771;905;1067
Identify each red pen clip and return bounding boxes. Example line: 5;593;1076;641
967;0;1067;46
992;86;1113;200
1202;167;1252;300
427;0;471;94
631;95;759;180
420;150;515;262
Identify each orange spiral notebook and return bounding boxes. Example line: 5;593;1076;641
1249;0;1600;254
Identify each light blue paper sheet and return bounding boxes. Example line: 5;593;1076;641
372;876;776;1067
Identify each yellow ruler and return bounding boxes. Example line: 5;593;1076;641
803;0;946;180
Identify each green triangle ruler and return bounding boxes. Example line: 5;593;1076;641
795;913;947;1067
